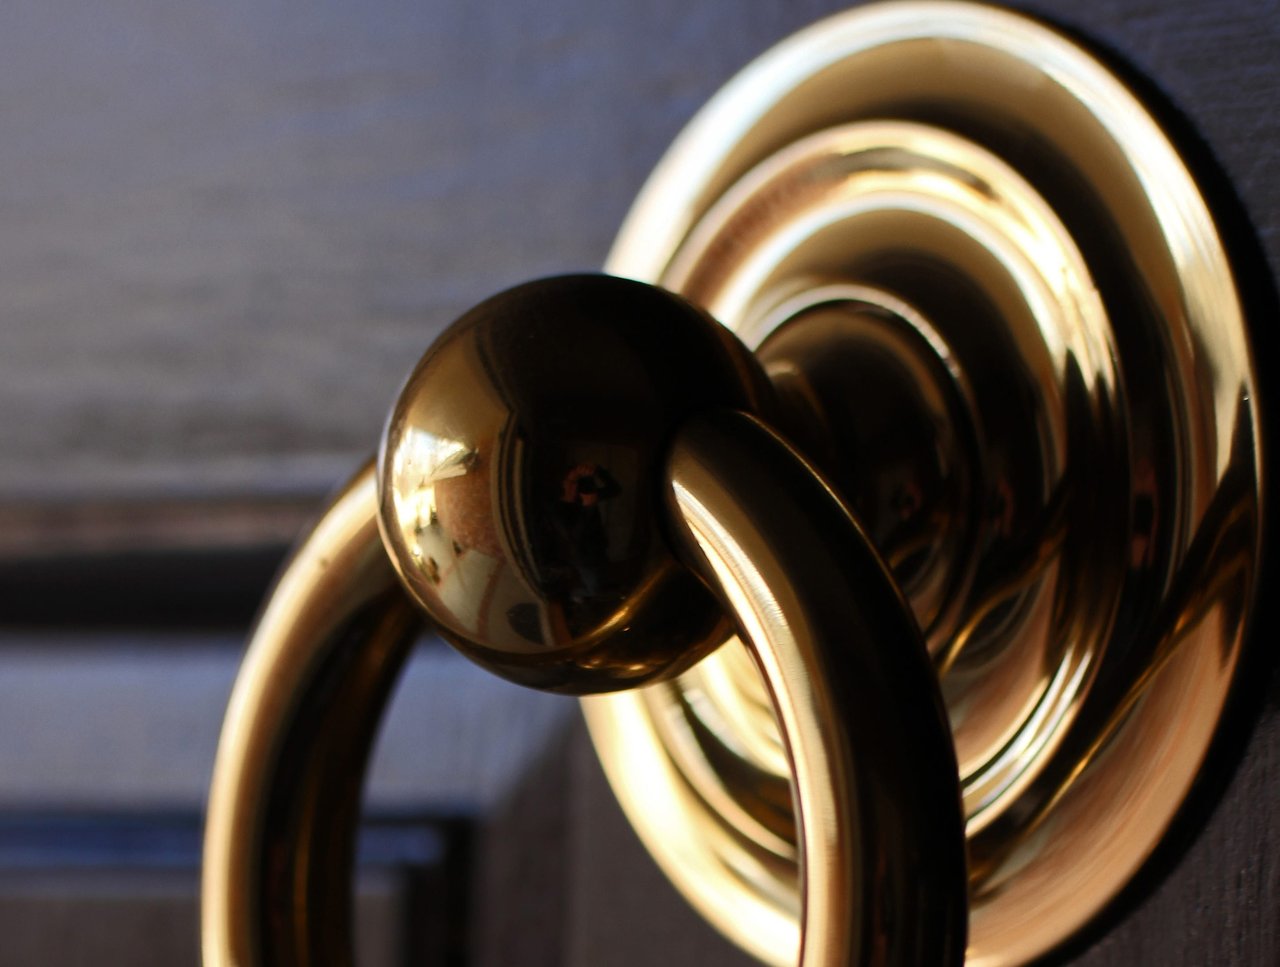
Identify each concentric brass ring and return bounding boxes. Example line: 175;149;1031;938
585;3;1263;965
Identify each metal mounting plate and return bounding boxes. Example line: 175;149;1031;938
583;3;1264;965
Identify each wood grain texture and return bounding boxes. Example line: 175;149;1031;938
1;0;1277;963
0;0;848;505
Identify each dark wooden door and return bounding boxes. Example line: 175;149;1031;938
1;1;1275;964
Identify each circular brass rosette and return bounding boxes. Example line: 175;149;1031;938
582;3;1264;965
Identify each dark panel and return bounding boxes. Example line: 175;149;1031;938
470;724;574;967
0;813;469;967
0;0;850;507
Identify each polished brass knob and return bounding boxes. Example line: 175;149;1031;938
377;275;773;693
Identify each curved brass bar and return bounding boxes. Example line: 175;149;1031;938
663;409;966;966
595;5;1264;964
201;464;420;966
203;415;967;965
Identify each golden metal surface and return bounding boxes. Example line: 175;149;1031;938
205;275;968;964
592;2;1264;965
377;276;769;694
204;3;1264;965
202;463;420;965
662;409;965;965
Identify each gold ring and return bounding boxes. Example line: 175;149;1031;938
202;401;967;965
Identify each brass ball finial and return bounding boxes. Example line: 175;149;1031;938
377;275;774;693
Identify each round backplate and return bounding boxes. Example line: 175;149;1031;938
582;3;1264;965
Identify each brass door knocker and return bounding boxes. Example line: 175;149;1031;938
202;3;1265;964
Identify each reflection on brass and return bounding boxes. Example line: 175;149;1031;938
378;275;773;693
202;464;420;966
203;274;969;965
663;409;965;965
205;3;1264;966
594;3;1264;967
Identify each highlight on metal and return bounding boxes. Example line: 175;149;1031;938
201;3;1264;966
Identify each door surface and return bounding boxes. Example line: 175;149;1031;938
1;1;1276;964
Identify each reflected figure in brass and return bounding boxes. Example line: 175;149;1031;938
378;274;776;692
377;275;967;964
